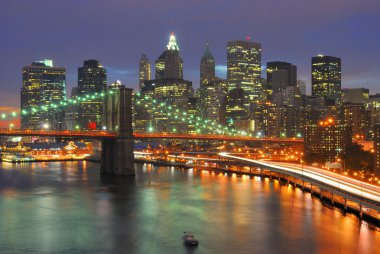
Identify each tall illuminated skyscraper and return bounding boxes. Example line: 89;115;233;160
200;42;215;87
21;59;66;130
78;59;107;130
155;33;183;79
312;55;341;105
139;54;151;91
227;38;262;103
136;33;193;134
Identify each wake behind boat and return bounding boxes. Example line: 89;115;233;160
183;232;199;246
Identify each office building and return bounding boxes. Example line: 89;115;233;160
200;43;216;87
342;88;369;104
342;103;370;138
137;33;193;134
199;78;227;124
227;39;262;106
77;59;107;130
139;54;151;90
21;59;66;130
373;124;380;176
63;87;79;130
311;55;341;105
266;61;297;100
155;33;183;79
304;118;351;163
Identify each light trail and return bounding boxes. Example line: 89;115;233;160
219;152;380;205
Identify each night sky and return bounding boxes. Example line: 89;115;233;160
1;0;380;111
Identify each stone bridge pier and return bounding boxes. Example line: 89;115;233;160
100;86;135;176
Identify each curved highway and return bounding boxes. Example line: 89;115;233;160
219;152;380;206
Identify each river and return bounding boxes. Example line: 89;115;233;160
0;161;379;253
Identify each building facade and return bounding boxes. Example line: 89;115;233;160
227;39;262;107
77;59;107;130
135;33;194;134
155;33;183;79
311;55;341;106
139;54;151;91
304;118;351;164
374;124;380;176
21;59;66;130
200;43;216;87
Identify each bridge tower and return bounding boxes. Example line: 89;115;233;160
101;86;135;176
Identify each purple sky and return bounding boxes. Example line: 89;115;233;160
1;0;380;109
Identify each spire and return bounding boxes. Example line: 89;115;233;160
202;42;213;59
167;32;179;51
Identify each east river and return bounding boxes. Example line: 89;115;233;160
0;161;379;254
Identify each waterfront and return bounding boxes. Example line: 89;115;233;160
0;162;379;253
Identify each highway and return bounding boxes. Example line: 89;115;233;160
219;152;380;205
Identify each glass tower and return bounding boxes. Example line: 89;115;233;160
139;54;151;91
312;55;341;106
78;59;107;130
227;39;262;104
21;59;66;130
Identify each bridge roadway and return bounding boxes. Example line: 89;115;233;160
219;152;380;212
0;129;303;143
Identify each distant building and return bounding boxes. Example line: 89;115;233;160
155;33;183;79
341;88;369;104
78;59;107;130
297;80;306;95
21;59;66;130
139;54;151;91
342;103;370;139
304;118;351;163
147;78;193;133
200;43;216;87
266;61;297;101
373;124;380;176
63;87;79;130
226;87;249;128
188;97;198;134
199;78;227;124
311;55;341;106
227;39;262;109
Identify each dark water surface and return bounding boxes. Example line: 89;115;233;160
0;161;379;254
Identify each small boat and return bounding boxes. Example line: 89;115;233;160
183;232;199;246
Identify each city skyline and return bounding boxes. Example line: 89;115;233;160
1;0;380;110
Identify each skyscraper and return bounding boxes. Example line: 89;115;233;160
266;61;298;106
139;54;151;91
136;33;193;134
21;59;66;130
155;33;183;79
312;55;341;106
200;43;215;87
227;39;262;103
78;59;107;130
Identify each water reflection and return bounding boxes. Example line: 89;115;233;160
0;162;379;253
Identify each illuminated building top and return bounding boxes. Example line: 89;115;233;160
167;32;179;51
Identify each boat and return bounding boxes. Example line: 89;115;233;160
183;232;199;246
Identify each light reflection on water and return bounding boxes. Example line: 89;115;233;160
0;161;379;254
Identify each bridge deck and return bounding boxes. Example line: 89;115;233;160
0;129;304;143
